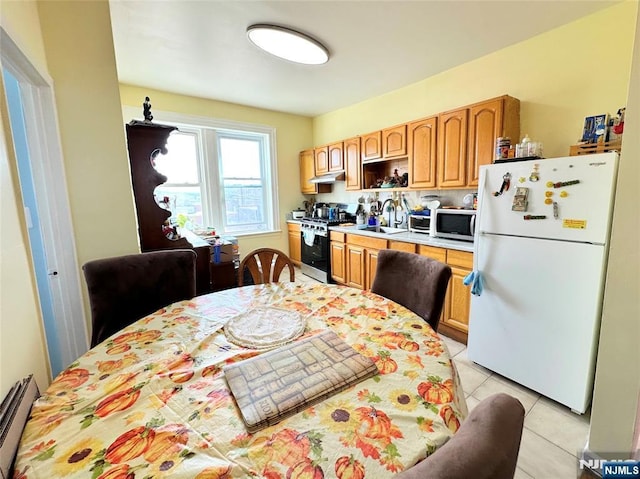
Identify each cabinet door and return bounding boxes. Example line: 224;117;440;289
287;223;301;265
330;240;346;284
361;131;382;162
344;137;361;190
300;149;317;194
408;117;437;189
328;142;344;172
467;98;502;187
418;244;447;263
365;248;380;291
442;264;471;334
388;241;416;253
382;124;407;158
346;244;365;289
314;146;329;175
437;108;468;187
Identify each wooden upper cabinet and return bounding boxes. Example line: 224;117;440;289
299;149;316;194
361;131;382;162
328;141;344;172
408;116;437;189
382;124;407;158
344;137;361;191
300;149;330;195
437;108;468;188
314;146;329;175
467;96;520;187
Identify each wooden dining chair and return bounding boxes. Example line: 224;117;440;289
371;249;451;332
238;248;295;286
82;249;197;347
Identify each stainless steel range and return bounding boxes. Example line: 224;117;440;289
300;217;353;283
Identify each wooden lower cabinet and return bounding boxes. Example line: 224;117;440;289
287;223;301;266
439;250;473;344
346;244;366;289
330;231;346;284
344;234;386;290
389;241;416;253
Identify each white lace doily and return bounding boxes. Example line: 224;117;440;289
224;307;306;349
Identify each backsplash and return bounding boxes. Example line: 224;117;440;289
313;182;476;210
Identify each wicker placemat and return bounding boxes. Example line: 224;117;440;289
224;307;306;350
223;330;379;432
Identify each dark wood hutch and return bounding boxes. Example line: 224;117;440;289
125;119;212;295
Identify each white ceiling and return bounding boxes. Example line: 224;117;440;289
109;0;618;117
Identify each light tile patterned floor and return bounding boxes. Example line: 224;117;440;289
441;335;591;479
295;267;590;478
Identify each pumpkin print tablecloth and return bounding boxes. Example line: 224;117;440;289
14;283;467;479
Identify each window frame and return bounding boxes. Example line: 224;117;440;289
123;107;279;236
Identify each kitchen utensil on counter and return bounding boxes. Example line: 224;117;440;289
314;203;329;218
462;194;474;209
292;210;305;219
426;199;441;210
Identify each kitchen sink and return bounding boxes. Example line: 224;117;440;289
362;226;407;235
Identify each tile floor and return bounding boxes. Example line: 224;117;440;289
294;267;591;478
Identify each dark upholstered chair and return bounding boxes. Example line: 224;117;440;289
395;393;525;479
1;375;39;479
371;249;451;332
238;248;295;286
82;249;197;347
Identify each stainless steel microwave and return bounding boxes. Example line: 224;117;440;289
409;214;432;234
433;208;476;242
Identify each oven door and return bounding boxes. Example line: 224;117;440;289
301;229;329;282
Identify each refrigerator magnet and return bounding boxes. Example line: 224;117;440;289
493;172;512;196
529;164;540;182
512;187;529;212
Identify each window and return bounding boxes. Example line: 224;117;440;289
147;112;278;236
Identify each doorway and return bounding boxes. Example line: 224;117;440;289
1;29;87;376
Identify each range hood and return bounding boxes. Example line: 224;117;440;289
309;171;345;183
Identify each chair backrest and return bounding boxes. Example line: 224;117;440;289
82;249;197;347
395;393;525;479
371;249;451;331
1;375;39;479
238;248;295;286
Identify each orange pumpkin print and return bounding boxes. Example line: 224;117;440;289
134;330;161;344
95;387;141;418
374;351;397;374
439;405;460;433
167;353;195;383
354;406;403;443
195;466;233;479
97;464;135;479
398;339;419;351
111;331;140;344
287;459;324;479
143;424;189;462
48;368;90;393
106;343;131;355
105;426;155;464
417;377;454;404
335;455;365;479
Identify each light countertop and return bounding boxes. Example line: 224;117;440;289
328;225;474;253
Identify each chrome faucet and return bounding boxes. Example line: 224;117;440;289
381;198;395;227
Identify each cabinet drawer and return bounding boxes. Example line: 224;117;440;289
346;234;387;250
418;245;447;263
287;223;301;233
330;231;345;242
388;241;416;254
446;249;473;269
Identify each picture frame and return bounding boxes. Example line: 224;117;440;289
581;114;608;143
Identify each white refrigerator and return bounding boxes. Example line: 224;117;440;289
467;152;619;413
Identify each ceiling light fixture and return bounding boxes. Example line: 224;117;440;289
246;24;329;65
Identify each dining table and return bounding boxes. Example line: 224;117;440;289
14;282;467;479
